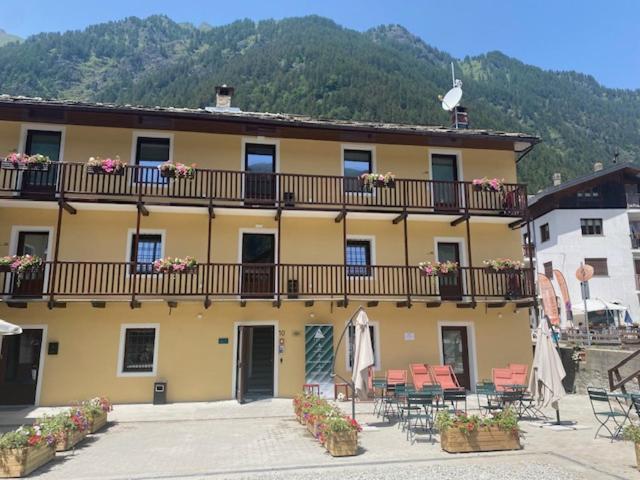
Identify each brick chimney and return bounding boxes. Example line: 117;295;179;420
552;173;562;186
215;85;235;109
594;162;603;172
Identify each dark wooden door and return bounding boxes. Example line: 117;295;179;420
437;242;463;300
13;231;48;297
241;233;275;298
432;154;459;211
244;144;276;205
246;326;274;396
21;130;62;197
441;326;470;390
236;326;250;404
0;329;43;405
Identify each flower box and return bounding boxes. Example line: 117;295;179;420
1;161;49;171
0;444;55;478
440;426;520;453
54;429;86;452
88;411;108;434
484;267;519;274
635;442;640;470
325;431;358;457
87;165;124;176
373;179;395;188
0;265;10;273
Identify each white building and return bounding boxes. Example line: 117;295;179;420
526;163;640;328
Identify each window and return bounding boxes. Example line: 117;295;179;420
346;240;372;276
540;223;550;243
343;149;372;192
581;218;603;236
119;326;159;375
129;233;163;274
585;258;608;276
347;324;378;369
543;261;553;279
135;136;171;184
577;187;600;199
25;130;62;160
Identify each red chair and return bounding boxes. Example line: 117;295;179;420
409;363;434;390
508;364;528;386
386;369;408;386
492;367;514;392
430;365;462;390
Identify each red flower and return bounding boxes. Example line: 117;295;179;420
27;435;41;446
466;422;475;432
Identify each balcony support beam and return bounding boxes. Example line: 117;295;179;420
337;299;348;308
204;298;212;309
401;201;412;308
167;301;178;308
335;210;346;223
274;207;282;221
426;301;441;308
304;300;314;307
91;301;106;309
48;199;65;306
456;301;476;309
240;300;247;308
450;215;468;227
130;300;141;309
6;301;27;309
392;212;408;225
276;206;282;306
508;219;525;230
396;301;410;308
272;300;281;308
60;201;76;215
464;215;477;306
48;301;66;309
366;301;378;308
204;194;214;308
487;302;507;308
131;193;144;308
341;209;348;306
137;203;149;217
208;205;215;219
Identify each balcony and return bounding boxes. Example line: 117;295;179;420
628;193;640;208
0;163;528;217
522;243;535;258
0;262;535;305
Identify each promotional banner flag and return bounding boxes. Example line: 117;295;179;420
538;273;560;325
553;270;574;326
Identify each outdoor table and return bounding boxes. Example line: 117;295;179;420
607;391;633;437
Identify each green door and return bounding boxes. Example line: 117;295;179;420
305;325;334;398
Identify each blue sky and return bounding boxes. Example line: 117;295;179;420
2;0;638;89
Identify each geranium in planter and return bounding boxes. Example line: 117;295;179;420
360;172;396;189
86;156;126;175
435;408;521;453
624;424;640;470
37;409;89;452
319;415;361;457
418;260;459;277
472;177;504;193
81;397;113;433
157;161;196;179
483;258;524;273
0;256;17;273
2;153;51;171
0;425;55;478
5;255;43;286
152;256;197;274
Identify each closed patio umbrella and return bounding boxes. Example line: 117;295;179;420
529;318;566;419
351;309;375;401
0;319;22;336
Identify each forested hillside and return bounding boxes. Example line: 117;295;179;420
0;15;638;191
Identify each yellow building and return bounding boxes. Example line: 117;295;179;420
0;90;539;406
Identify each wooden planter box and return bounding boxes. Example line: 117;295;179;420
325;430;357;457
0;444;55;478
86;165;124;175
89;411;108;434
373;179;395;188
54;429;87;452
0;265;11;273
440;427;521;453
635;442;640;470
1;161;49;171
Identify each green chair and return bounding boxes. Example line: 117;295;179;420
587;387;628;440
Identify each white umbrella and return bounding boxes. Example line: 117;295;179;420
351;309;375;400
0;319;22;336
572;299;627;313
529;318;566;411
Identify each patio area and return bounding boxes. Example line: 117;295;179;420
0;394;636;479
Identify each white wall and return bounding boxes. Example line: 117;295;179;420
530;208;639;326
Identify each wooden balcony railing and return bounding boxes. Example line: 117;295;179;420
0;162;528;217
0;262;535;302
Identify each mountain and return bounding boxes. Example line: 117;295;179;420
0;15;637;191
0;29;21;47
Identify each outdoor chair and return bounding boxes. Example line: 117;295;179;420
492;367;514;392
430;365;462;390
587;387;628;440
372;378;387;417
409;363;435;391
404;391;438;444
475;381;502;414
631;393;640;419
508;364;528;386
384;383;408;422
386;369;408;386
443;388;467;413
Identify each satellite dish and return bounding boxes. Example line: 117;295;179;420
441;84;463;111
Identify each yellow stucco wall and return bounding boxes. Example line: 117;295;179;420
0;301;532;406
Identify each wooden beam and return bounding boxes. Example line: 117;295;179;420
208;205;215;219
91;301;106;308
508;219;524;230
337;299;348;308
240;300;247;308
274;208;282;221
392;212;407;224
130;300;141;309
487;302;507;308
204;298;212;309
426;301;441;308
60;201;77;215
396;301;410;308
137;203;149;216
167;301;178;308
50;301;66;309
304;300;314;307
6;301;27;308
515;300;535;309
335;210;346;223
366;301;379;307
456;301;475;309
450;215;468;227
272;300;281;308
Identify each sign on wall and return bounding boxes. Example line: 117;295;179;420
305;325;334;398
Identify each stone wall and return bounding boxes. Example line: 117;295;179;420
561;346;640;394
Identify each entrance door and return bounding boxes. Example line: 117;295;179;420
21;130;62;197
0;329;43;405
241;233;275;298
13;231;49;297
304;325;334;398
441;326;471;390
437;242;463;300
244;144;276;204
432;154;459;211
236;325;275;403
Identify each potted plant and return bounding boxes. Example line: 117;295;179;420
1;153;51;171
624;424;640;469
360;172;396;189
436;408;521;453
4;255;43;286
418;260;459;277
86;156;126;175
472;177;504;193
82;397;113;433
307;403;337;440
0;425;55;478
319;415;361;457
152;256;197;274
483;258;524;273
157;161;196;179
37;409;89;452
0;256;16;273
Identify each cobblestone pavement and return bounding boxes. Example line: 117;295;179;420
1;395;637;480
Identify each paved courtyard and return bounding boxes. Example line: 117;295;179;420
0;395;637;479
